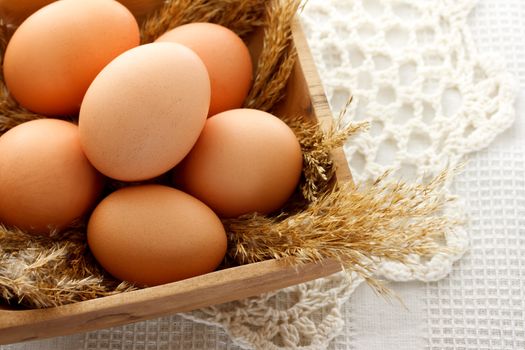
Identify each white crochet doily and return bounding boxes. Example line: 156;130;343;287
305;0;514;184
82;0;516;349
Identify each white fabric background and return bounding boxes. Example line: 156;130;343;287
342;1;525;349
2;0;524;349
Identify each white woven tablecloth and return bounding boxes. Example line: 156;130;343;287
2;0;525;349
340;1;525;349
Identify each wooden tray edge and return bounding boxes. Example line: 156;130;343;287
0;258;342;344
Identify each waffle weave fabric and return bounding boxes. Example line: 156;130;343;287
2;0;521;349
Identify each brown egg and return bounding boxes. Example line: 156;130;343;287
0;119;104;235
156;22;253;117
173;109;303;218
79;43;210;182
0;0;163;24
87;185;227;287
3;0;140;116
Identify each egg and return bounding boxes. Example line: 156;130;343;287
0;0;163;24
87;185;227;287
156;22;253;116
79;43;210;182
0;119;104;235
3;0;140;116
173;109;303;218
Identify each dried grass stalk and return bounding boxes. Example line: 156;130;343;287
0;224;136;309
0;86;44;135
244;0;302;111
140;0;267;43
284;99;368;201
224;171;459;291
0;21;10;54
0;21;43;135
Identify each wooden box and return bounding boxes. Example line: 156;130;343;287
0;18;350;344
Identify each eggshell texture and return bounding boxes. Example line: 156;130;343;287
0;119;103;235
79;43;210;182
87;185;227;286
3;0;140;116
156;22;252;116
173;109;303;218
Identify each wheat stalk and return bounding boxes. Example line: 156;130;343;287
141;0;267;43
0;224;136;308
224;171;459;293
244;0;302;111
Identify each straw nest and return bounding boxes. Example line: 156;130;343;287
0;0;459;308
